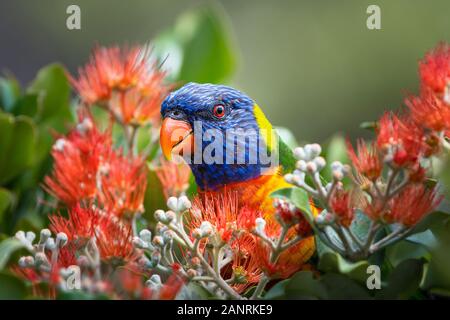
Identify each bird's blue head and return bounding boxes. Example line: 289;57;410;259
160;82;276;190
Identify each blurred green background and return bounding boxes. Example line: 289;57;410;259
1;0;450;142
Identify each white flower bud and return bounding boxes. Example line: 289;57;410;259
306;161;317;173
284;173;294;184
255;217;267;236
45;238;56;250
56;232;68;247
40;229;51;244
305;143;322;159
154;210;167;223
199;221;213;237
35;252;49;267
296;160;307;171
146;274;162;289
167;197;179;212
133;237;148;249
76;118;93;134
139;229;152;242
53;138;66;152
152;236;164;247
313;157;326;171
26;231;36;243
178;196;191;211
293;147;306;160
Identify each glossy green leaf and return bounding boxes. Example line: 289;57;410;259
318;251;370;284
0;114;37;185
0;77;20;112
284;271;328;299
0;238;25;270
0;188;14;224
27;63;71;123
320;273;371;299
0;272;27;299
264;279;289;299
154;5;237;84
377;259;424;299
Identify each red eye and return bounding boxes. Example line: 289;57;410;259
213;104;226;118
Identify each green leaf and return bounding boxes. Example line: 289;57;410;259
0;113;37;185
275;127;299;149
0;188;14;224
0;272;27;299
284;271;328;299
12;94;39;118
143;169;167;224
27;63;71;124
320;273;371;299
318;251;370;284
377;259;425;299
154;5;237;84
264;279;289;300
0;238;25;270
386;240;430;268
0;77;21;112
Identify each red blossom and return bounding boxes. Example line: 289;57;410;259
419;43;450;95
347;139;382;180
50;205;136;263
155;157;191;200
405;90;450;133
376;112;425;167
98;152;148;218
388;184;442;227
330;189;354;227
44;116;112;205
70;45;171;125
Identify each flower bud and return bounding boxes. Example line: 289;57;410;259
284;173;294;184
56;232;68;247
178;196;192;211
133;237;148;249
53;138;66;152
293;147;306;160
306;143;322;159
45;237;56;250
139;229;152;242
35;252;49;267
167;197;179;212
306;161;317;173
199;221;213;237
313;157;326;171
255;217;267;236
151;251;162;266
152;236;164;247
39;229;51;244
296;160;307;171
26;231;36;243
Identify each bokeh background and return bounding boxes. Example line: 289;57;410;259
1;0;450;142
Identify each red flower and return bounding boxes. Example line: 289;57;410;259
419;43;450;95
44;116;112;205
188;191;260;244
330;189;354;227
158;272;185;300
230;234;262;293
155;157;191;200
405;90;450;133
70;45;171;125
347;139;382;180
50;205;136;263
388;184;441;227
376;112;425;167
98;152;148;218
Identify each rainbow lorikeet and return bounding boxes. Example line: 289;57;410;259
160;83;315;265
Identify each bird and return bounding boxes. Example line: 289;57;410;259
160;82;315;267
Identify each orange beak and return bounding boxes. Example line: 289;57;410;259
160;118;194;160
